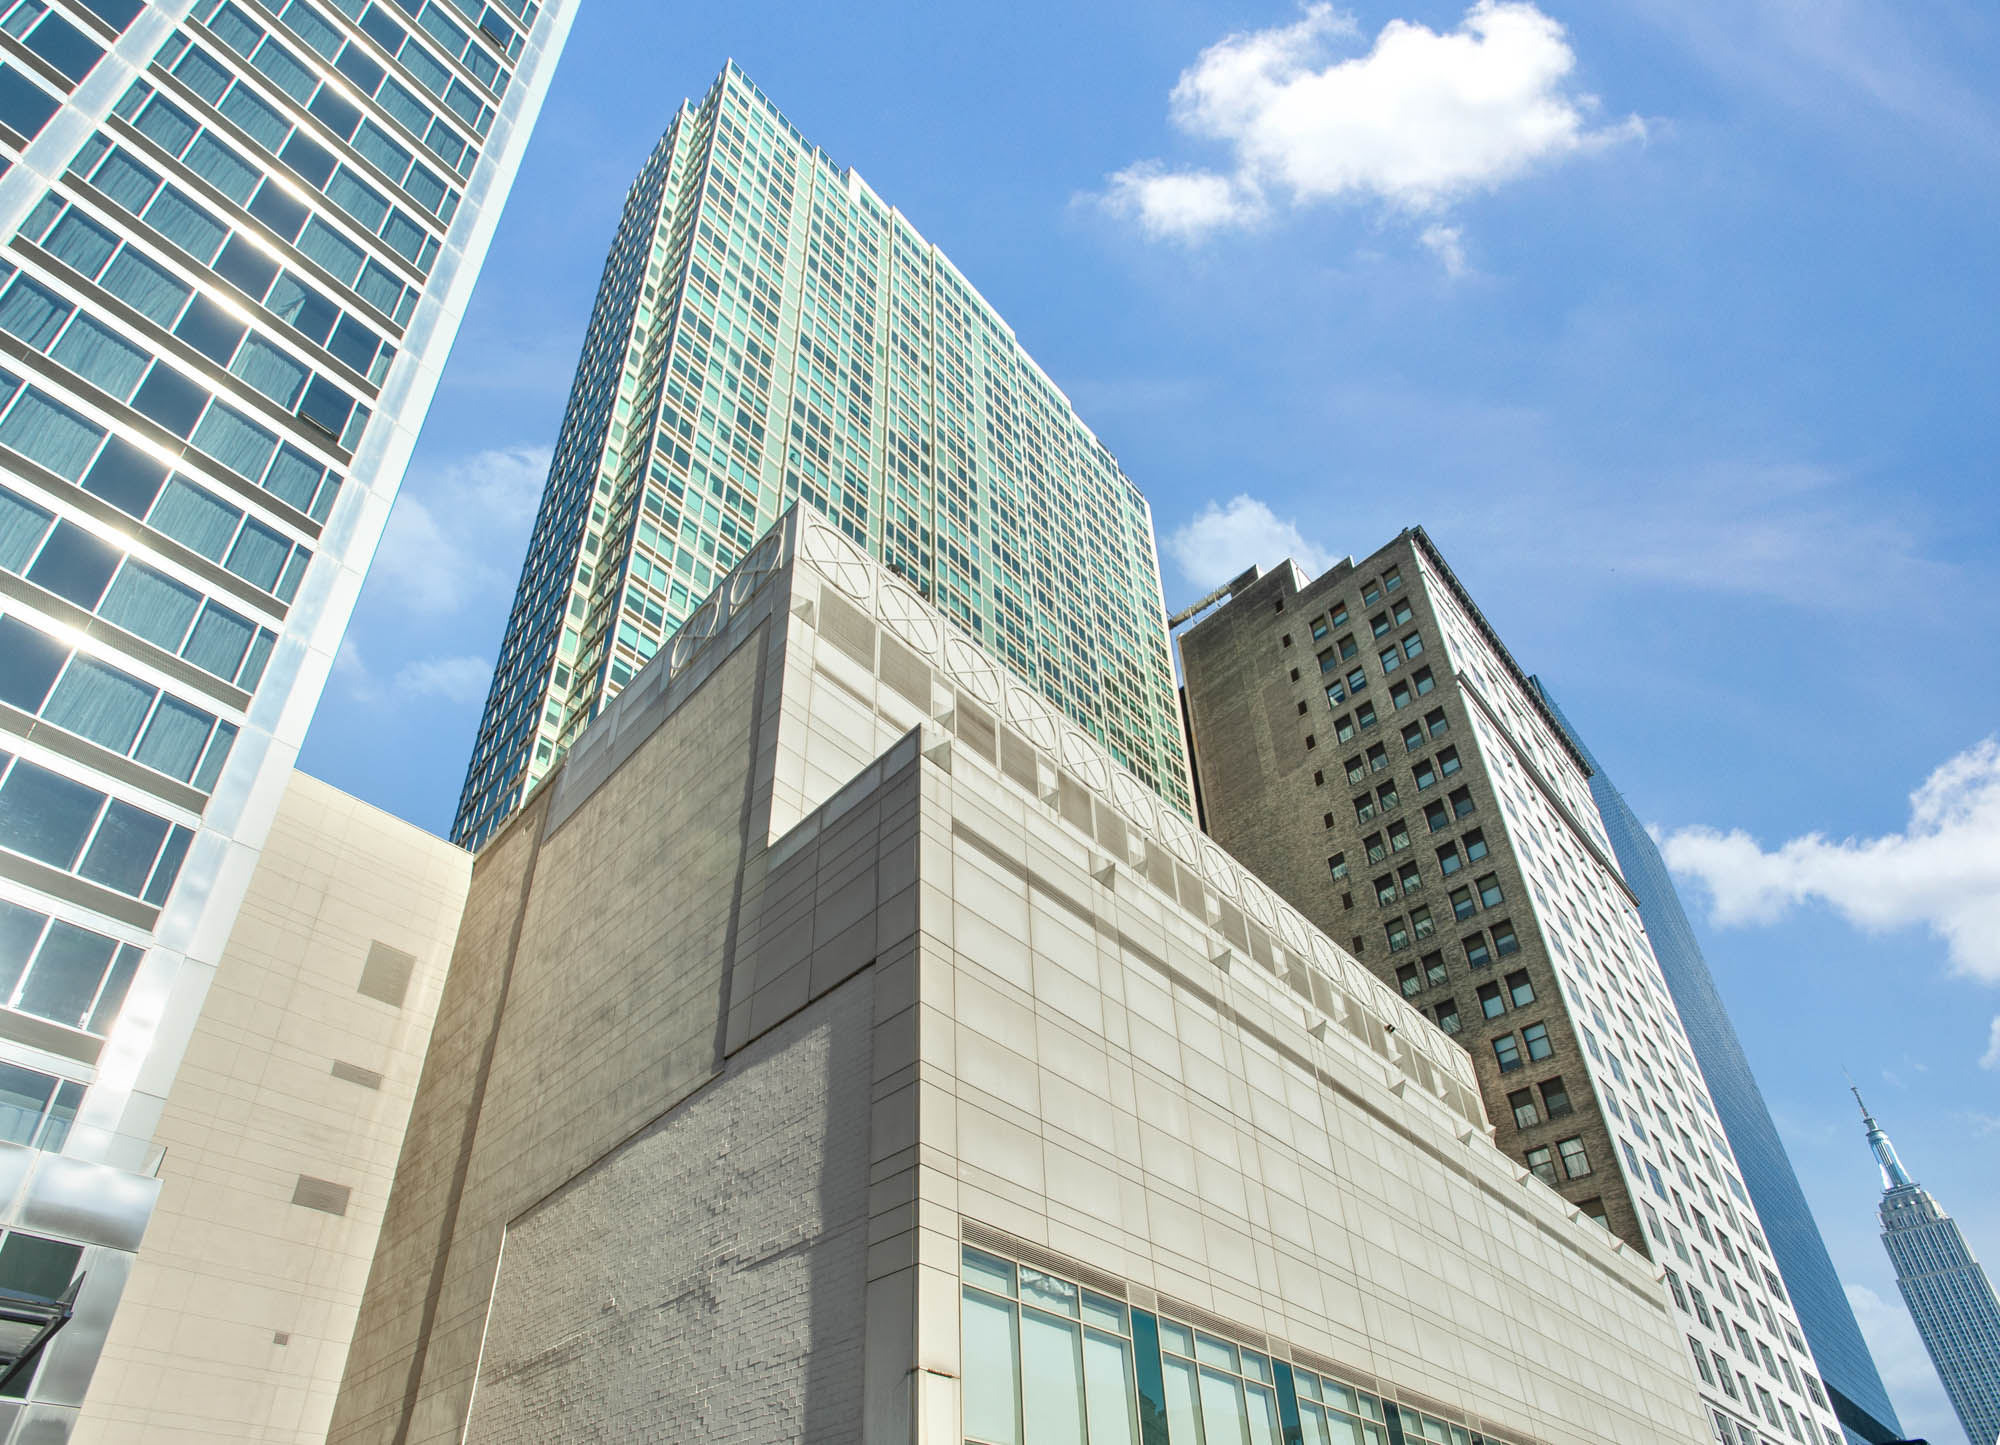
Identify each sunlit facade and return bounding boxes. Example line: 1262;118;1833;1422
452;61;1190;849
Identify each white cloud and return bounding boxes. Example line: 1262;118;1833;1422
392;655;493;705
1983;1016;2000;1072
373;444;551;615
1661;737;2000;985
1101;1;1641;241
333;642;491;708
1165;495;1333;593
1419;222;1469;276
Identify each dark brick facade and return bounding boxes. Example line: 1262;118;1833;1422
1179;532;1648;1255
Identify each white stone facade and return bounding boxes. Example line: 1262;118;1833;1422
331;509;1717;1445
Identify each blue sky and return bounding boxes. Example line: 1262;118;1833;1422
296;3;2000;1436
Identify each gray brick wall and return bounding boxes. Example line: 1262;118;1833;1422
464;970;874;1443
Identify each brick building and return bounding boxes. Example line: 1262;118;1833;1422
1179;528;1844;1445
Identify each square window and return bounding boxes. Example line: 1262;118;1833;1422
1434;998;1460;1033
1494;1035;1522;1072
1396;963;1421;997
1523;1021;1552;1060
1450;885;1476;921
1375;874;1398;907
1560;1137;1591;1179
1510;1089;1539;1130
1354;701;1377;729
1438;745;1460;775
1464;829;1488;862
1401;722;1424;752
1478;873;1504;907
1464;933;1491;969
1525;1144;1555;1183
1327;853;1346;881
1386;818;1410;852
1422;951;1447;988
1540;1077;1572;1117
1493;922;1520;956
1392;599;1413;625
1479;982;1505;1019
1507;970;1534;1007
1437;844;1462;876
1425;708;1448;738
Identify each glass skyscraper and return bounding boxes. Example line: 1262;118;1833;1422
0;0;572;1429
1860;1095;2000;1445
452;61;1191;848
1536;681;1903;1445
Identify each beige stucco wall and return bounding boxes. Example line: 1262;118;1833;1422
75;771;471;1444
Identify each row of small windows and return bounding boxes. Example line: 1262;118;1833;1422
2;432;310;606
0;340;341;539
1525;1135;1591;1184
1297;565;1403;639
331;0;523;96
0;611;240;791
961;1243;1501;1445
0;245;363;467
0;486;280;692
27;183;397;398
152;35;444;270
0;750;192;906
201;0;470;210
1507;1076;1573;1129
0;895;141;1040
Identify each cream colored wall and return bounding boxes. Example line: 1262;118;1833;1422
74;772;470;1445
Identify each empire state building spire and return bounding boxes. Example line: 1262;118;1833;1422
1860;1096;2000;1445
1854;1088;1916;1190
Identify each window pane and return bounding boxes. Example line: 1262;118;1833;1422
1082;1328;1138;1445
0;389;104;480
0;760;102;868
191;400;278;480
1022;1309;1086;1445
183;604;254;679
230;334;308;408
101;247;190;326
0;277;73;348
963;1287;1022;1445
133;694;213;780
0;1233;81;1301
147;477;240;561
1197;1365;1251;1445
0;1062;54;1146
42;656;154;753
50;314;149;400
1245;1384;1282;1445
79;798;165;895
1162;1359;1204;1445
0;614;67;712
0;486;52;571
100;562;201;651
17;919;114;1027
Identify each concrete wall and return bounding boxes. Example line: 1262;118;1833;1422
75;772;471;1444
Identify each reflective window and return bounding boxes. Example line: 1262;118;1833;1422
961;1246;1139;1445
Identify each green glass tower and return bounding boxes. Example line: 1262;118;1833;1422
454;62;1189;847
